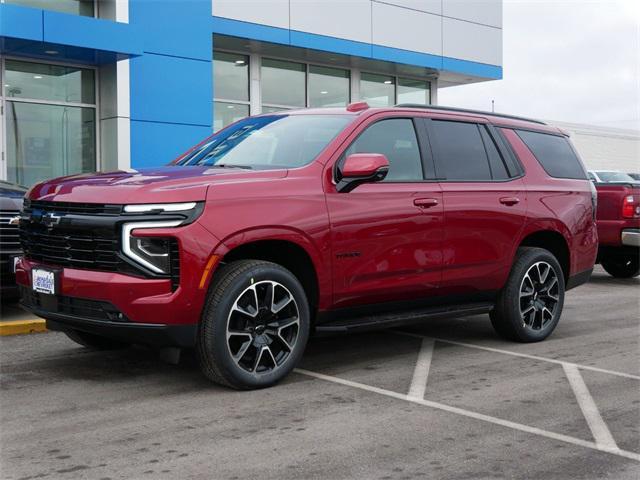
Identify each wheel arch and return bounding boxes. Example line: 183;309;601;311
517;229;571;283
213;228;327;319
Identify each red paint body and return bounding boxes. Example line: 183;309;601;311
16;106;598;332
592;183;640;246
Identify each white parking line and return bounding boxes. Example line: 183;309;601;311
295;368;640;462
394;331;640;381
407;338;434;400
563;363;620;452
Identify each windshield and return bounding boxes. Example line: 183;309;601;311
595;171;636;183
174;114;352;169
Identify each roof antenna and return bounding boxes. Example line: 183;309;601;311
491;99;495;113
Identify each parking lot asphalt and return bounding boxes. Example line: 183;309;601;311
1;266;639;480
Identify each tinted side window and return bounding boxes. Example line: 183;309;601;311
479;126;509;180
431;120;491;181
516;130;587;179
345;118;423;181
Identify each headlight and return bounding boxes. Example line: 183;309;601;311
122;221;182;273
123;202;197;213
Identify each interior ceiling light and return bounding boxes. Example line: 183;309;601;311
45;50;59;55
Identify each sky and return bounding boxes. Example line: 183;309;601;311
439;0;640;131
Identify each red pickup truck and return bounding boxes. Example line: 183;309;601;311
16;104;598;389
592;180;640;278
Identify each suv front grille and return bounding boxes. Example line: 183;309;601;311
0;210;21;255
24;199;123;216
20;227;120;271
20;201;181;290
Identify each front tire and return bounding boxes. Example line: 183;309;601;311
601;255;640;278
197;260;310;389
490;247;565;342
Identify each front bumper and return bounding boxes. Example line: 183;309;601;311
21;285;196;347
15;220;221;336
621;228;640;247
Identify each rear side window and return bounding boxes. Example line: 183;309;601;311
516;130;587;179
345;118;423;182
430;120;492;181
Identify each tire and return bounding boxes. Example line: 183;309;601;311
197;260;310;389
601;255;640;278
490;247;565;342
64;330;129;350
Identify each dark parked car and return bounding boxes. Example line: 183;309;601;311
1;181;27;300
16;104;598;389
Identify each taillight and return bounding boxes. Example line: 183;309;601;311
622;195;639;218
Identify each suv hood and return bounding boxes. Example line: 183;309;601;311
27;166;288;204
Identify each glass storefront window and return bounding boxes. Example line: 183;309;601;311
261;58;305;108
6;102;96;187
4;60;95;104
308;65;349;108
4;0;94;17
213;52;249;102
398;78;430;105
360;73;395;107
213;102;250;132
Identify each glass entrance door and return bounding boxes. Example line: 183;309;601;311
1;58;97;187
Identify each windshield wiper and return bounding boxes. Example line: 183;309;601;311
208;163;253;170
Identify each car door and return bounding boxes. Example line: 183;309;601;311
325;115;443;309
424;117;527;295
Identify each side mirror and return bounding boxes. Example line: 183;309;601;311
336;153;390;193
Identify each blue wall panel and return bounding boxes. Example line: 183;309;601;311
0;4;42;41
43;11;141;56
130;121;212;168
129;53;212;126
128;0;213;169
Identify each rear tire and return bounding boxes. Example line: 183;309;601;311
601;255;640;278
197;260;310;389
490;247;565;342
64;330;129;350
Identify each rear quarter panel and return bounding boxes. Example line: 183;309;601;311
501;128;598;276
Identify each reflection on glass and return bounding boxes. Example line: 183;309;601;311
213;51;249;102
360;73;395;107
397;78;430;105
5;0;94;16
261;58;305;107
261;106;291;114
6;102;96;187
5;60;95;104
309;65;349;108
213;102;250;132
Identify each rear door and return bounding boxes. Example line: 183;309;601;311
325;115;443;309
424;117;527;295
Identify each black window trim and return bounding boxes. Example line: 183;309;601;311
423;117;525;183
334;116;434;184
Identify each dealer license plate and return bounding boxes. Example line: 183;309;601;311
32;268;56;295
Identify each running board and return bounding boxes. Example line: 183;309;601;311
315;302;494;334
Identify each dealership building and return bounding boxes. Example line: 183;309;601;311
0;0;503;186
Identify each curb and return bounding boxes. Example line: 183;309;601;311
0;319;47;336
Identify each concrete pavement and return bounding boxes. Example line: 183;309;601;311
1;266;638;479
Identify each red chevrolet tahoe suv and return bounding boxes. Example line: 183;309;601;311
16;104;598;389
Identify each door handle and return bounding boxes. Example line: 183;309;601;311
499;197;520;206
414;198;439;208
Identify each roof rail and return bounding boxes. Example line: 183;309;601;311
394;104;547;126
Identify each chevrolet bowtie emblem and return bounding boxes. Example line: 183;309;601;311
9;216;20;226
42;212;62;227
